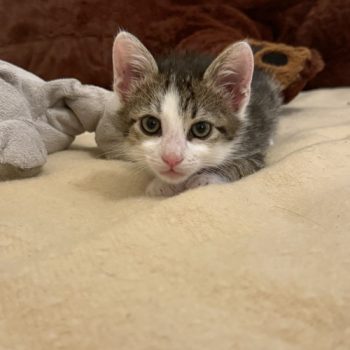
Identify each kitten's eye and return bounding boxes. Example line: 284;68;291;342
191;121;212;139
140;115;161;136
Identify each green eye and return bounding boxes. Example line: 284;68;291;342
140;115;161;136
191;121;212;139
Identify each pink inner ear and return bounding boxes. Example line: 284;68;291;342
116;65;134;99
113;39;135;100
221;72;251;112
112;32;157;102
215;43;254;113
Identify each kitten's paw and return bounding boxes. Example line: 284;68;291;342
185;173;228;190
146;178;184;197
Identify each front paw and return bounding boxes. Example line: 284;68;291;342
146;178;185;197
185;173;228;190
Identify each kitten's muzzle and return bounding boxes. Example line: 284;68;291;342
161;154;184;168
160;154;185;182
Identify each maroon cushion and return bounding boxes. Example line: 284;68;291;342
0;0;349;89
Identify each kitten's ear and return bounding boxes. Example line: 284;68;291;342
204;41;254;118
112;31;158;101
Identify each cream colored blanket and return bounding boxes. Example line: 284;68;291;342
1;88;349;350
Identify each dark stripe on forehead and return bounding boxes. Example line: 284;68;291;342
186;79;198;119
183;95;191;113
164;77;170;90
182;76;198;119
191;102;198;119
174;75;196;118
156;99;161;114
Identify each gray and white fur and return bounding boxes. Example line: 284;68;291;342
96;31;282;196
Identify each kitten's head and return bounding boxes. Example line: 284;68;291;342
98;31;254;184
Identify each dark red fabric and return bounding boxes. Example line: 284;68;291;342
0;0;349;89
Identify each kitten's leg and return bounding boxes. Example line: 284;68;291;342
222;156;265;181
185;173;229;190
186;155;265;190
146;177;185;197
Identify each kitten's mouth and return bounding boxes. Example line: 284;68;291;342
158;168;189;183
160;169;184;178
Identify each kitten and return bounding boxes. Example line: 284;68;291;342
96;31;282;196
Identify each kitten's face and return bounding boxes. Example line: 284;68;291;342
98;32;253;185
120;78;240;184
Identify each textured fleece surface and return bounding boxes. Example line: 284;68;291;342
0;0;349;90
0;88;350;349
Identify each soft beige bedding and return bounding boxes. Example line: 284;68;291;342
0;88;349;350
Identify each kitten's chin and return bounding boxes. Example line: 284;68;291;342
156;169;190;185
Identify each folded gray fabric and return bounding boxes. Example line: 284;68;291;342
0;60;118;179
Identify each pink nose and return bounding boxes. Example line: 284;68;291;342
161;154;183;168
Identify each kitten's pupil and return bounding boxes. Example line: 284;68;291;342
141;115;161;136
146;118;158;130
191;122;212;139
